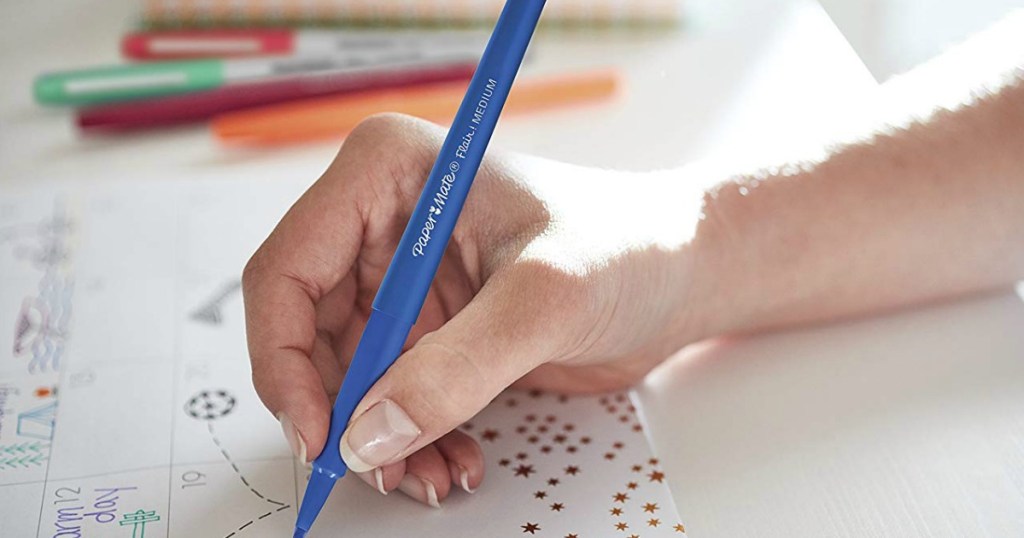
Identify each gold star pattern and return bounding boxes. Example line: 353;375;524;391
527;435;539;444
563;423;575;431
648;470;665;483
481;429;500;442
580;436;592;445
632;423;644;432
626;481;638;490
567;446;578;453
615;522;629;531
534;491;547;499
648;458;660;466
550;502;564;512
514;464;535;478
540;445;552;454
609;507;623;516
674;523;686;532
553;434;567;444
613;492;630;503
499;458;511;467
516;452;528;460
632;465;643;472
648;518;662;527
643;502;659;513
564;465;580;476
613;441;625;449
604;452;616;460
547;478;560;486
522;522;541;534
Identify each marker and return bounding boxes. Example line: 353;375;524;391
77;60;476;132
293;1;546;537
212;69;618;145
121;28;487;60
34;50;477;106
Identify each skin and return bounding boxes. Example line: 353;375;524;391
243;12;1024;506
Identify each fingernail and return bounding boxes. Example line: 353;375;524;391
398;474;441;508
339;400;421;473
278;412;307;463
355;468;388;496
449;461;475;494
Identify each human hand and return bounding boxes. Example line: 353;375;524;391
243;114;712;506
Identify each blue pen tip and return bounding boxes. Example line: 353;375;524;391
294;467;341;536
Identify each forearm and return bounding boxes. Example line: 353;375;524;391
694;12;1024;337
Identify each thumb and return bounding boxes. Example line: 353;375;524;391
338;266;574;472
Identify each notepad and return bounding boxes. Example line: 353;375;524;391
140;0;685;28
0;178;687;537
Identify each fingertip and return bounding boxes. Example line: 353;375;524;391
435;430;484;494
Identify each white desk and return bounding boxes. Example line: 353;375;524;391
3;0;1022;536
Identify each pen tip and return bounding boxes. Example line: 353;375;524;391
293;527;308;538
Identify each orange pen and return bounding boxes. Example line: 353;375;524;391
212;70;619;145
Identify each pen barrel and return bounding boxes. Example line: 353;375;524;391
34;60;223;106
373;0;546;323
318;309;413;474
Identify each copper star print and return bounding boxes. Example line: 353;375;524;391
613;441;624;449
525;414;537;422
538;425;549;433
648;458;659;466
534;491;547;499
540;445;552;453
567;446;578;453
499;458;510;467
580;437;592;444
609;507;623;516
648;518;662;527
546;415;556;423
522;522;540;534
550;503;564;512
529;389;543;398
565;534;577;538
564;465;580;476
648;470;665;483
516;452;528;460
563;423;575;431
613;492;629;503
674;523;686;532
547;478;560;486
527;435;539;444
615;394;626;402
514;464;535;478
619;414;630;423
604;452;616;460
558;394;569;403
632;465;643;472
626;482;638;490
506;399;517;407
481;429;500;441
633;423;643;432
516;425;528;434
615;522;629;531
553;434;567;444
628;535;640;538
643;502;659;513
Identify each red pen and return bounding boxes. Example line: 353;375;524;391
121;28;486;61
77;60;476;132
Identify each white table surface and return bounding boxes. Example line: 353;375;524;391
3;0;1022;536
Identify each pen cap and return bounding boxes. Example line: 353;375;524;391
34;60;224;106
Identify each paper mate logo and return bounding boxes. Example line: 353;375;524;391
412;162;458;258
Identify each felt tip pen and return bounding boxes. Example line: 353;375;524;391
122;28;488;60
33;49;477;106
293;1;546;536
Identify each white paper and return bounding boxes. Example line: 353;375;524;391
0;178;686;537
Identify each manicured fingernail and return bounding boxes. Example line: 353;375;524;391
398;474;441;508
449;461;475;494
339;400;420;473
355;468;388;496
278;412;307;463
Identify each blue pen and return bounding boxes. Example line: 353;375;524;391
293;1;546;536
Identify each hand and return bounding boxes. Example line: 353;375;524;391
243;114;711;506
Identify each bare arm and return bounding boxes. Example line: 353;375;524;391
695;11;1024;337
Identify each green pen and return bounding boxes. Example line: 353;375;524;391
33;49;477;106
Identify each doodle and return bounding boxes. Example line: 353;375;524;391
5;202;74;374
183;389;292;536
189;279;242;325
184;389;236;420
0;441;49;470
17;401;57;440
119;509;160;538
